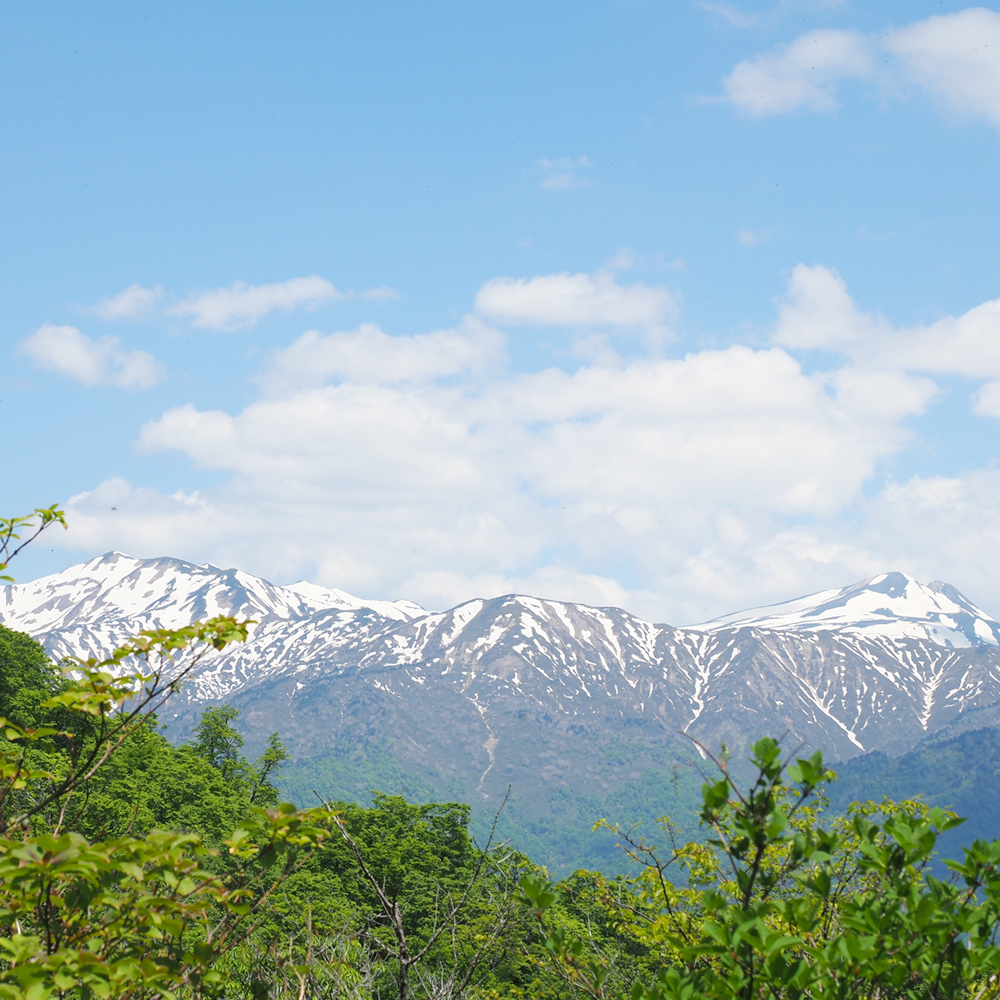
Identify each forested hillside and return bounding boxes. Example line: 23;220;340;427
276;729;706;877
830;724;1000;854
6;610;1000;999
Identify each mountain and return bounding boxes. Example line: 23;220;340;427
828;724;1000;860
705;573;1000;647
5;556;1000;871
0;551;423;659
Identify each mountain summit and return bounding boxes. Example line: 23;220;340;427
701;571;1000;648
0;551;423;658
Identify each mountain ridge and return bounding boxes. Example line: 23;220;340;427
7;553;1000;872
701;571;1000;647
4;555;1000;760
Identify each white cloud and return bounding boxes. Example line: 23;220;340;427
93;284;164;320
774;264;890;351
48;265;1000;624
973;379;1000;418
698;1;759;28
536;156;591;191
722;29;873;116
19;324;164;388
474;270;676;328
259;320;505;394
775;263;1000;378
721;8;1000;130
844;469;1000;609
68;313;926;618
886;8;1000;129
172;276;345;331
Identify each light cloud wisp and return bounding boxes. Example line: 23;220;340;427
19;325;164;388
172;276;345;331
475;270;676;328
93;284;164;321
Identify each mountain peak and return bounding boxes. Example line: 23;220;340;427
698;571;1000;648
0;552;425;634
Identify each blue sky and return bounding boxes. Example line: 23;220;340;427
4;0;1000;623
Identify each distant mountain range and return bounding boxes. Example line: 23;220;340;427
5;553;1000;871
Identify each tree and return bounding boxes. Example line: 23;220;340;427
191;706;248;778
189;707;290;807
0;624;67;730
322;789;527;1000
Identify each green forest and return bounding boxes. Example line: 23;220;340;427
5;511;1000;999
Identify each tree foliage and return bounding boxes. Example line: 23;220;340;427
0;507;333;1000
524;737;1000;999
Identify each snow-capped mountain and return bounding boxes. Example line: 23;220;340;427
5;555;1000;809
701;572;1000;648
0;552;423;661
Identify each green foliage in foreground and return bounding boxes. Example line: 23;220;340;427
0;615;332;1000
9;510;1000;998
525;738;1000;999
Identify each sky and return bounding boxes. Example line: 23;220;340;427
3;0;1000;624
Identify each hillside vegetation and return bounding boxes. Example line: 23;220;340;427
830;724;1000;854
4;617;1000;999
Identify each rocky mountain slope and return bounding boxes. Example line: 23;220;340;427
5;554;1000;870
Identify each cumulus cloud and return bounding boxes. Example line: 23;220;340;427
847;468;1000;607
886;8;1000;129
973;380;1000;418
775;263;1000;378
721;8;1000;129
259;320;505;394
68;306;926;618
475;270;676;328
48;264;1000;623
19;324;164;388
722;29;873;116
172;276;345;331
774;265;891;351
93;284;164;320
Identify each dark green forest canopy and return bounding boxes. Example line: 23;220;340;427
0;622;66;727
0;623;282;842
